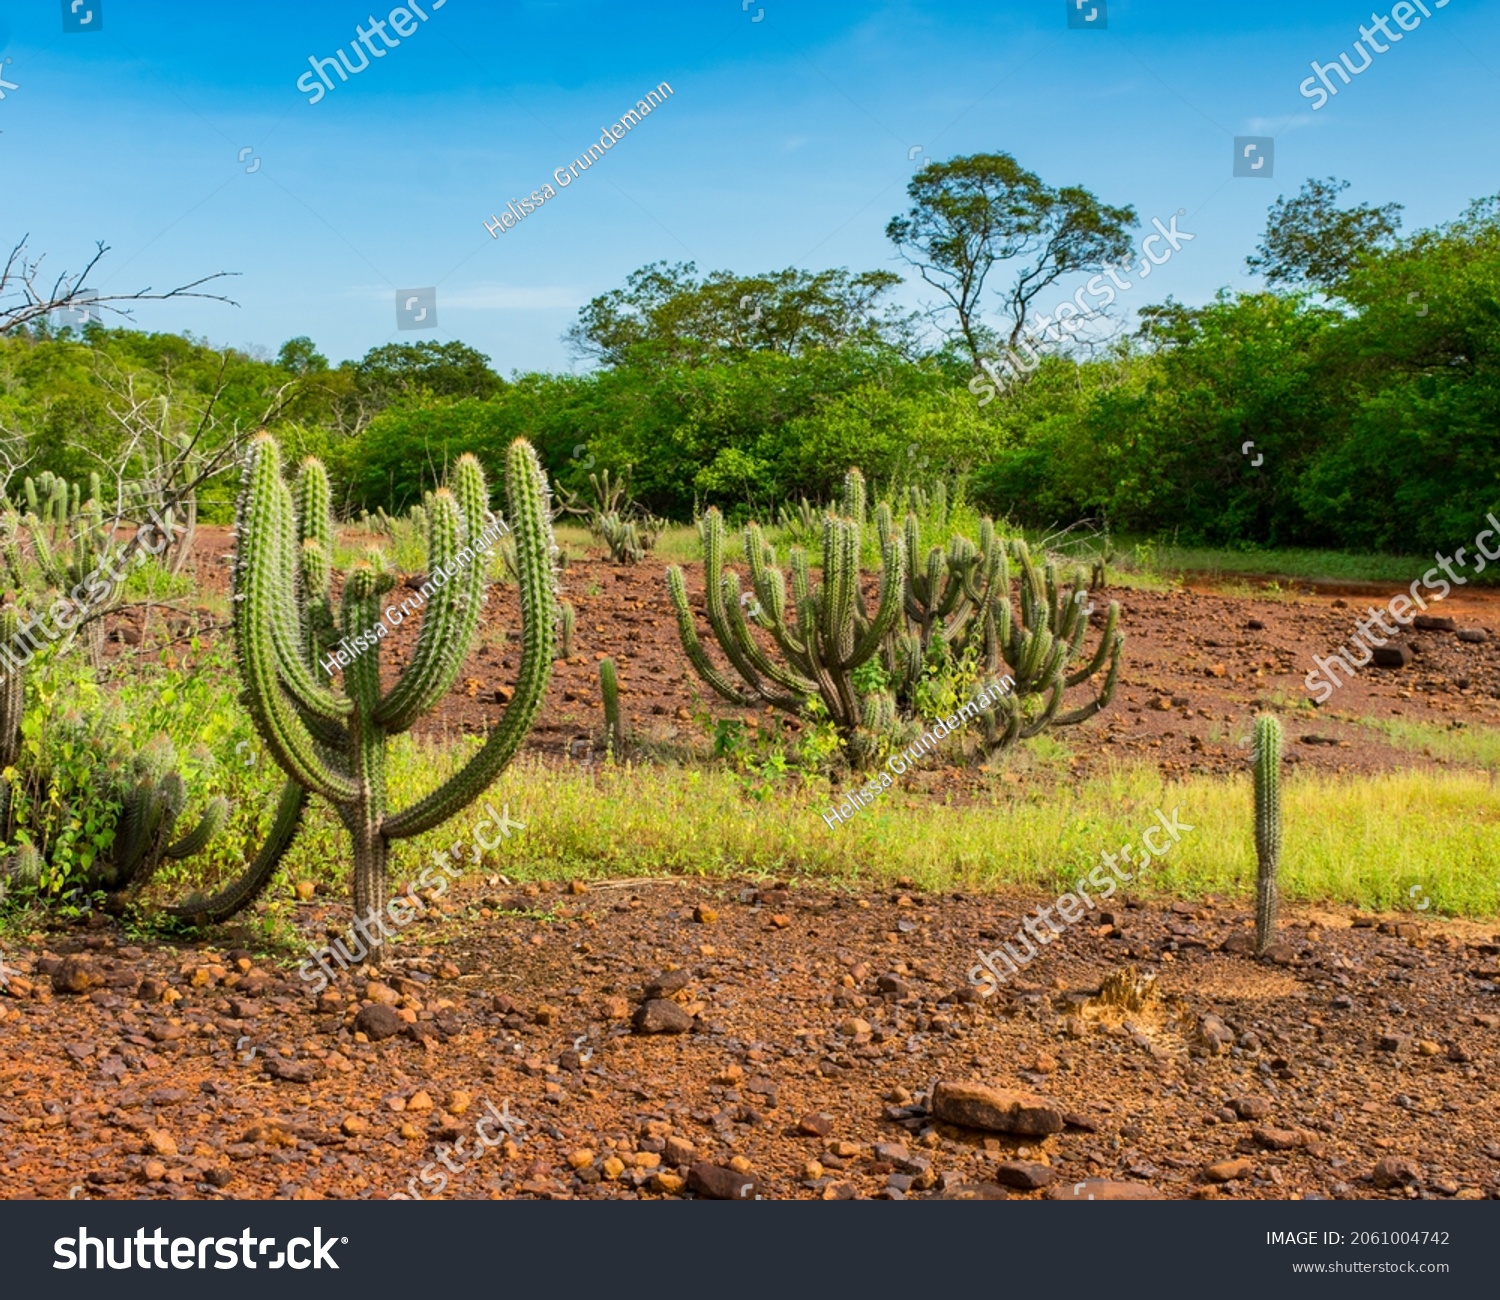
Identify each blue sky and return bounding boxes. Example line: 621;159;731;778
1;0;1496;373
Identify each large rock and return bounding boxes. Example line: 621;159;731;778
354;1003;404;1041
632;999;694;1034
1413;615;1456;632
930;1082;1064;1136
51;955;97;995
1371;643;1411;668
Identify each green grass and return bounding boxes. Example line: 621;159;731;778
1352;714;1500;773
278;752;1496;920
1112;538;1439;587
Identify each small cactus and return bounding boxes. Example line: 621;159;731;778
600;657;624;757
556;600;575;659
1253;713;1283;955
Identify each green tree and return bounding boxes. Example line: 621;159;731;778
1246;177;1402;293
885;153;1135;366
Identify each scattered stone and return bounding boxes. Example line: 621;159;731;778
1378;1033;1413;1054
1457;628;1489;644
354;1004;405;1042
633;999;694;1035
262;1057;316;1084
643;970;691;999
1229;1097;1271;1121
937;1182;1009;1200
1206;1158;1254;1183
930;1082;1064;1136
51;956;96;995
687;1162;758;1200
1413;615;1456;632
993;1161;1054;1190
1371;643;1412;668
693;906;719;924
340;1115;367;1137
1372;1157;1422;1189
798;1113;833;1138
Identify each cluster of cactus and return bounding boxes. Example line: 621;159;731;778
668;469;905;752
597;511;664;565
0;472;117;666
1253;712;1283;955
776;497;820;543
669;468;1123;765
0;629;231;903
216;432;556;934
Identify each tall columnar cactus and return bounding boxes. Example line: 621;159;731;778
667;470;904;751
1253;713;1283;955
599;657;624;757
219;433;556;938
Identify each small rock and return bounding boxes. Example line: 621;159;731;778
798;1113;833;1138
993;1161;1054;1190
340;1115;367;1137
144;1129;178;1158
354;1003;405;1042
1371;643;1412;668
1457;628;1489;644
1372;1157;1422;1189
1206;1158;1254;1183
52;956;96;995
1228;1097;1271;1121
693;906;719;924
687;1162;758;1200
1413;615;1456;632
643;970;691;999
633;999;694;1034
930;1082;1064;1136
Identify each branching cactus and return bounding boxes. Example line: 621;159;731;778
215;432;556;940
667;470;904;752
978;540;1123;758
1253;712;1283;955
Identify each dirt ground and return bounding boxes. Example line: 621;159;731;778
4;526;1498;1201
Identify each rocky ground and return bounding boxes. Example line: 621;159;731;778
9;528;1498;1202
2;876;1497;1201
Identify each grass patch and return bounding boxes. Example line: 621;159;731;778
1353;714;1500;773
441;757;1500;919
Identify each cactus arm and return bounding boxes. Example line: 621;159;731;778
164;781;307;924
384;439;556;840
164;796;230;860
374;486;482;733
667;565;760;706
1065;600;1121;688
1055;632;1124;726
235;440;358;803
847;528;905;667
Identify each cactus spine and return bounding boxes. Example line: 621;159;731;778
224;433;556;940
1253;713;1283;955
600;657;624;757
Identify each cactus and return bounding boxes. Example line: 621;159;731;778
556;600;575;659
600;657;625;757
976;541;1123;760
669;470;1122;766
777;496;819;543
0;652;232;904
667;469;905;753
1;474;119;669
599;512;645;564
214;432;555;940
1253;713;1283;956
